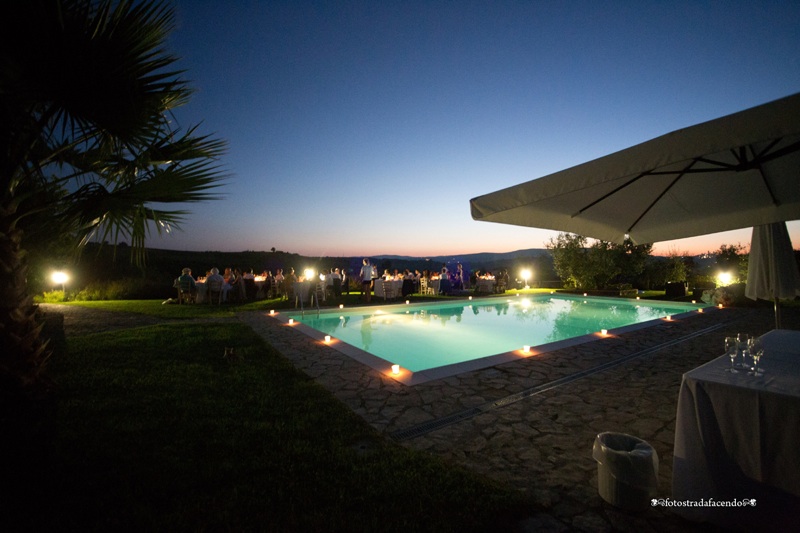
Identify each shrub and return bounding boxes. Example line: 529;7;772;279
72;278;170;301
40;290;67;303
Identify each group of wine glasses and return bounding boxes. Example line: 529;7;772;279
724;333;764;376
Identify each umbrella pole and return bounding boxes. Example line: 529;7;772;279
774;297;782;329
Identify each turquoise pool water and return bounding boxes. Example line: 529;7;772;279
285;294;707;374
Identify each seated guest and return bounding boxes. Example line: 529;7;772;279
205;267;226;302
177;267;197;302
206;267;224;285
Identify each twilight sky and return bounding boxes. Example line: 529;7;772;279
154;0;800;257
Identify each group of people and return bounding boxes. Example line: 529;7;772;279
174;266;267;303
358;259;494;302
191;267;349;300
174;260;511;304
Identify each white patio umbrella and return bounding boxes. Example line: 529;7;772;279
746;222;800;328
470;92;800;245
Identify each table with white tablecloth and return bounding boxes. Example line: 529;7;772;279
428;279;442;294
292;281;317;307
475;278;496;293
672;329;800;528
374;279;402;299
194;280;232;303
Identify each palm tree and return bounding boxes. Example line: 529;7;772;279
1;0;227;405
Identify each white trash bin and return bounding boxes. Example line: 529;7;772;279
592;432;659;511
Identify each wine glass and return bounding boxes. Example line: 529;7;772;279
724;336;738;373
748;337;764;376
737;333;751;370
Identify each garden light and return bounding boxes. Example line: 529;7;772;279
520;268;532;289
716;271;733;287
51;271;69;291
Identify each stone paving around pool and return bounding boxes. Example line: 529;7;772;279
239;305;800;532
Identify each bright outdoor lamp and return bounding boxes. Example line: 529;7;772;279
716;271;733;287
51;271;69;291
520;268;532;289
304;268;315;280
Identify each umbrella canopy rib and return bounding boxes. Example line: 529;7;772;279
625;162;695;235
573;171;647;218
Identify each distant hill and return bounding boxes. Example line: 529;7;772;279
72;244;556;285
372;248;550;264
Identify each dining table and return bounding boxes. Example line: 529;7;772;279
672;329;800;528
293;281;315;307
475;278;496;293
374;279;402;299
194;279;232;303
428;279;441;294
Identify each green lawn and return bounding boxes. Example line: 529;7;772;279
16;311;534;531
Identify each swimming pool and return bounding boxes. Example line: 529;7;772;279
279;294;708;384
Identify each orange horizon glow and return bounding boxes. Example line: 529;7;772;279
147;220;800;259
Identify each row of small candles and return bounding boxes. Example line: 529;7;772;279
272;308;404;376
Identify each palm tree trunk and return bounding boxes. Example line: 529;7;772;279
0;202;52;413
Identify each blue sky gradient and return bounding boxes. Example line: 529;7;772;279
156;0;800;256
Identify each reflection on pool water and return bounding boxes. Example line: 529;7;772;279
284;295;707;375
